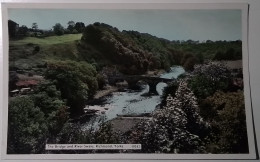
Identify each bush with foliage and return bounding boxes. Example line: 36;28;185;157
96;73;106;89
51;122;120;153
160;81;179;107
213;48;242;61
188;62;231;99
202;91;248;153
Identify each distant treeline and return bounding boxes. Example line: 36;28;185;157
8;20;85;38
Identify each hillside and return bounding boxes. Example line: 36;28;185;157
9;22;242;75
9;34;82;72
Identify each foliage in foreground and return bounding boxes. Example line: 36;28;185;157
128;81;210;153
8;82;69;154
201;91;248;153
8;96;48;154
48;122;121;154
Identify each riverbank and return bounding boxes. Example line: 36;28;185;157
94;85;119;99
108;116;151;134
146;69;166;77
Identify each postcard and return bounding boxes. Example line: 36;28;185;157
0;2;258;160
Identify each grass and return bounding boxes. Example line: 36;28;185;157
10;34;82;46
9;33;112;72
9;34;84;71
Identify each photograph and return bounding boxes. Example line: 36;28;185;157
2;3;257;160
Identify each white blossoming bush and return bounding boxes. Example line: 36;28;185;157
188;62;232;99
192;62;231;81
130;81;209;153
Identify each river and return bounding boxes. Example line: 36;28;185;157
83;66;185;128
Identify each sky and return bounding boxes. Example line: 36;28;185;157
8;9;241;41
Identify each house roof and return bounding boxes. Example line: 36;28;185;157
16;80;38;87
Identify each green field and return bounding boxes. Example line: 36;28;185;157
9;34;83;71
10;34;82;46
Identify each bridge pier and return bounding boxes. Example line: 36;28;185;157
127;80;141;90
147;82;159;95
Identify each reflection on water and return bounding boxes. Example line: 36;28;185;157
83;66;185;128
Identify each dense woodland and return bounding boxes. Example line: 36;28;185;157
7;20;247;154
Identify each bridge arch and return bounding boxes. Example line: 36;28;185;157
126;78;172;95
109;75;175;95
156;82;168;95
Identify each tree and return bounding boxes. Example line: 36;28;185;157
189;62;231;99
8;96;48;154
83;24;103;44
32;23;38;31
45;60;98;117
213;51;225;60
181;53;197;71
67;20;75;32
214;48;242;61
196;53;204;64
75;22;85;33
18;25;28;36
96;73;106;89
53;23;64;36
72;29;78;34
31;81;69;135
183;56;196;71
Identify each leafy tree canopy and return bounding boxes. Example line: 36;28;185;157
8;96;48;154
45;60;98;117
53;23;65;36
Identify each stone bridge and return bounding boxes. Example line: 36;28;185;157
109;75;175;95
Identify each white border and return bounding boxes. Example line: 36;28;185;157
0;2;258;160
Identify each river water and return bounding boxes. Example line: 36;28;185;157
84;66;185;127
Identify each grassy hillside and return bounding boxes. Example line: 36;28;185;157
9;34;82;72
10;34;82;46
